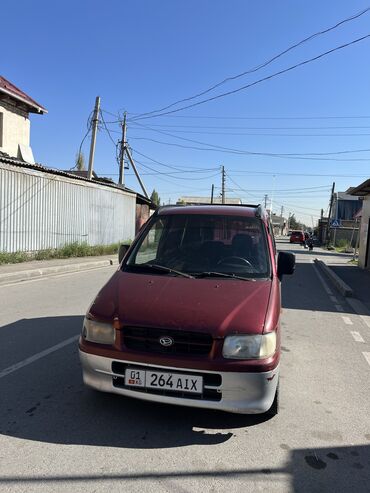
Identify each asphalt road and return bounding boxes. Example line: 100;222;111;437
0;240;369;493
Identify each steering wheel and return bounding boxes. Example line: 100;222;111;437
217;256;254;268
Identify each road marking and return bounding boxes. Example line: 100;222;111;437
360;315;370;329
334;304;344;312
350;331;365;343
342;316;353;325
0;335;79;379
362;352;370;366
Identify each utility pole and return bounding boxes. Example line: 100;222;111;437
326;182;335;246
221;166;226;204
116;114;149;199
280;206;284;217
87;96;100;180
118;112;127;186
125;146;149;199
264;194;268;209
210;184;214;204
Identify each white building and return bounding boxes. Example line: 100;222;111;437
0;75;47;163
350;179;370;270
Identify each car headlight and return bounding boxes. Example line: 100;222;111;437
82;317;116;345
222;332;276;359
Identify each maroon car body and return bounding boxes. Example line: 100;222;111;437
289;230;305;244
79;205;295;414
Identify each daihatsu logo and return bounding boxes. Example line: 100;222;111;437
159;336;174;347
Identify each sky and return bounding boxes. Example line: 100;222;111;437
2;0;370;225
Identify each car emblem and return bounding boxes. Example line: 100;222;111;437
159;336;174;347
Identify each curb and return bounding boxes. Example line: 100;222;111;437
0;259;118;285
314;258;354;297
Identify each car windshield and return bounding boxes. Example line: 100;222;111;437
124;213;271;279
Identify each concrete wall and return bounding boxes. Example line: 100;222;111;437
358;198;370;269
0;100;30;158
0;162;136;253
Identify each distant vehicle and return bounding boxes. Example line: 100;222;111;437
287;230;292;237
289;230;305;245
79;204;295;415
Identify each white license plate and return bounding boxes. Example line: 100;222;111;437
125;368;203;394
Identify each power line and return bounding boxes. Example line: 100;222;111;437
134;161;220;181
130;147;220;172
129;136;370;161
99;110;118;148
133;33;370;120
129;128;370;138
100;108;121;120
99;110;121;167
132;6;370;119
133;159;219;188
129;114;370;120
130;122;370;129
226;170;369;177
128;136;370;162
129;120;370;156
226;173;322;215
69;117;93;171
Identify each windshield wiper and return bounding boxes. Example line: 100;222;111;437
131;263;194;279
195;271;256;281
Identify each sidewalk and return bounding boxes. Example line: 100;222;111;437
312;246;370;314
329;264;370;313
0;255;118;285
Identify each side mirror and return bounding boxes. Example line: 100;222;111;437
118;244;129;263
277;252;295;280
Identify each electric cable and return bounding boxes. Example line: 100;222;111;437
133;33;370;120
132;6;370;119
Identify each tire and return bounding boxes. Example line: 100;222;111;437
266;384;279;417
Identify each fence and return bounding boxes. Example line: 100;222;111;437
0;162;136;253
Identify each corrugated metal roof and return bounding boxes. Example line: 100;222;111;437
0;76;47;114
349;178;370;196
0;151;153;204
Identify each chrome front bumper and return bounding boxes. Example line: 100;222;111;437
79;350;279;414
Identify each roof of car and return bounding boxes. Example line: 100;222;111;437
157;204;265;219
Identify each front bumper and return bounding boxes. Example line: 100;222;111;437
79;350;279;414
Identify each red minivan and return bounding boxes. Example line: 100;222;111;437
79;205;295;415
289;230;305;245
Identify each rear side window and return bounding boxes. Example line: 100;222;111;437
126;214;271;279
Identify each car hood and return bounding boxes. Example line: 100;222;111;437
90;271;272;337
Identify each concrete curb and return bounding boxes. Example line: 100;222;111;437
314;258;353;297
0;259;118;285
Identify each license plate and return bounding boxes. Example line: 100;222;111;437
125;368;203;394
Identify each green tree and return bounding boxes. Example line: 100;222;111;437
75;151;86;171
150;189;161;206
289;214;299;229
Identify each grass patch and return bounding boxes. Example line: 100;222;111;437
334;239;353;254
0;251;29;265
0;241;131;265
348;258;359;265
